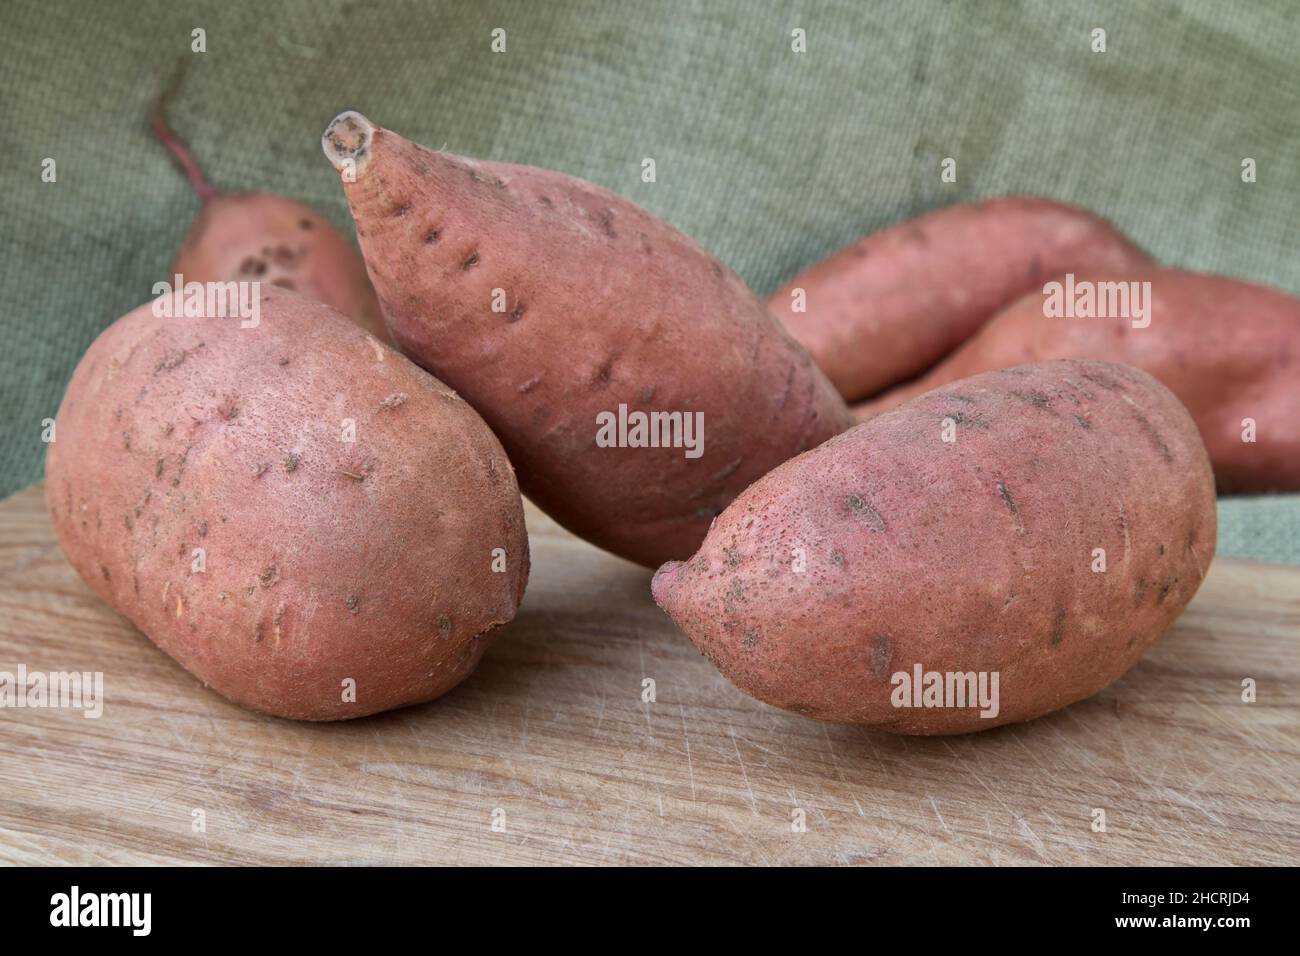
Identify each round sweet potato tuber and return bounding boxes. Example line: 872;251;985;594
153;81;388;342
320;111;855;568
653;360;1216;734
854;268;1300;492
45;287;529;720
768;197;1151;401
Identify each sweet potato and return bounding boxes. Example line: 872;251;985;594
767;197;1151;401
45;287;528;720
153;84;387;342
855;268;1300;492
320;111;855;568
653;360;1216;734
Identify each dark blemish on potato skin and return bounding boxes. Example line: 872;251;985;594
437;614;452;640
1051;607;1065;645
163;421;175;436
99;564;111;582
259;565;279;589
1134;577;1146;606
391;202;411;218
830;550;845;567
271;245;300;268
1124;404;1174;464
346;595;359;614
155;349;191;373
1074;415;1092;430
254;462;270;479
538;195;553;207
997;480;1018;516
508;304;526;323
640;385;656;402
1081;370;1124;392
598;208;617;238
1157;578;1177;604
239;257;268;277
1010;389;1053;410
948;410;989;429
939;393;976;404
1158;544;1166;556
463;253;479;269
272;278;297;291
278;356;290;366
284;453;301;473
423;227;440;244
299;219;314;230
593;357;615;388
741;629;759;648
846;493;886;531
871;635;893;680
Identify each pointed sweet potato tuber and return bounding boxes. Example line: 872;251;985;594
153;72;388;342
322;111;855;568
654;360;1216;733
853;268;1300;492
767;197;1151;401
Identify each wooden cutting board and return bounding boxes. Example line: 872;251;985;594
1;482;1296;865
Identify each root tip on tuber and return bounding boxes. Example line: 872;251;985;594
322;110;376;176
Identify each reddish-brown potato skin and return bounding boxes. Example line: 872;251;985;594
654;360;1216;734
767;197;1151;401
45;288;528;720
322;113;855;569
172;192;389;342
855;269;1300;492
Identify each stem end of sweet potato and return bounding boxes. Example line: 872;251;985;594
322;111;376;178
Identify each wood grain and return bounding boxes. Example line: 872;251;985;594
1;482;1296;865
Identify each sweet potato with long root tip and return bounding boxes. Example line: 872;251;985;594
767;197;1151;401
653;360;1216;734
321;111;855;568
854;268;1300;492
45;287;529;720
153;77;388;342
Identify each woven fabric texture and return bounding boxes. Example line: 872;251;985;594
1;0;1297;561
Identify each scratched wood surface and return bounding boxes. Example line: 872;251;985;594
1;482;1296;865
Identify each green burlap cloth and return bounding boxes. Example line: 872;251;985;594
2;1;1296;563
